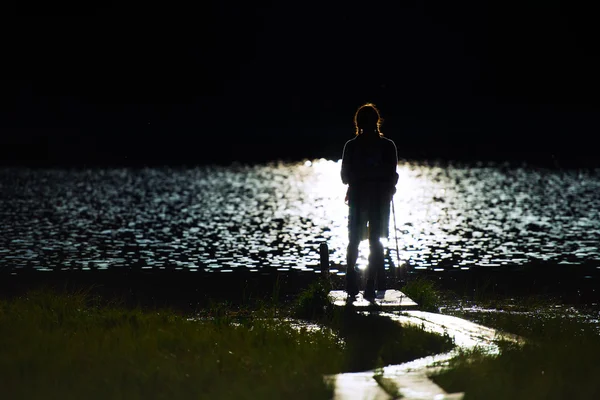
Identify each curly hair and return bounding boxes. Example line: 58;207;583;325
353;103;383;136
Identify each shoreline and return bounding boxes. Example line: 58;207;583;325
3;261;599;313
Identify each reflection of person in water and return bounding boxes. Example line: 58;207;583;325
341;103;399;300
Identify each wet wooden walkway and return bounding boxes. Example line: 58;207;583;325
325;289;522;400
328;289;419;309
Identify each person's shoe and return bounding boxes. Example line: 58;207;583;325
363;279;376;301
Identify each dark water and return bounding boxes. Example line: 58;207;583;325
2;160;600;279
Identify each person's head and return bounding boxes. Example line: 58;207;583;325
354;103;383;137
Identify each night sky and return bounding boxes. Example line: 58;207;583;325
3;0;599;166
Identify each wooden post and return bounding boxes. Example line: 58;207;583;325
319;242;329;279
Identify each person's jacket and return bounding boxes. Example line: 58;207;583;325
341;134;399;197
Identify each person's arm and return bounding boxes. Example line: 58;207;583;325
341;141;352;185
387;140;399;192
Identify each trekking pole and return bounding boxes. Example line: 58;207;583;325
391;196;403;284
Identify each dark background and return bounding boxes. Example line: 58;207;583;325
2;0;599;167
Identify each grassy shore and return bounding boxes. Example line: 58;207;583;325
416;275;600;400
0;287;343;399
0;281;453;399
5;269;598;399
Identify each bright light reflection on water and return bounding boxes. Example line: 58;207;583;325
1;161;600;274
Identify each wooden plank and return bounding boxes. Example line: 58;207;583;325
329;289;418;309
325;372;392;400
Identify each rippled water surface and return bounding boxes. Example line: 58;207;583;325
2;161;600;275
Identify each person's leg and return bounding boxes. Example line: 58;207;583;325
346;203;365;297
368;238;385;292
346;238;360;296
366;197;387;295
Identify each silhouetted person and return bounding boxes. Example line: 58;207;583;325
341;103;398;300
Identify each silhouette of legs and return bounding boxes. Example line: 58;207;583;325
346;240;360;297
368;238;385;289
347;190;390;299
346;199;366;298
366;200;387;296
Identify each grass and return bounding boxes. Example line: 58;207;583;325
0;287;343;400
0;281;456;399
401;275;441;312
16;271;597;399
291;277;334;320
429;292;600;399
